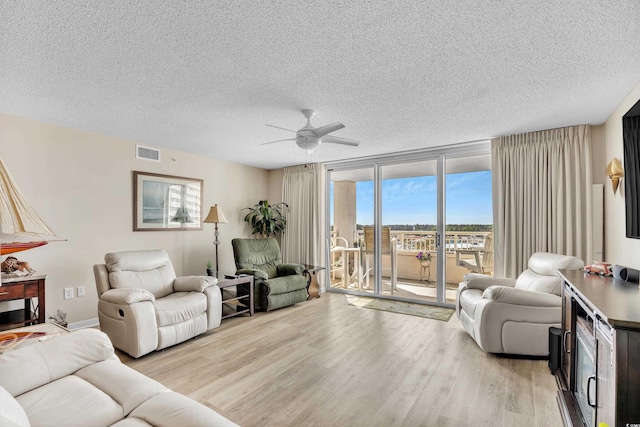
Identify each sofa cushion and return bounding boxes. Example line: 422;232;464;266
0;385;30;427
264;275;307;295
75;359;168;415
126;391;239;427
17;375;123;427
153;292;207;327
0;329;115;397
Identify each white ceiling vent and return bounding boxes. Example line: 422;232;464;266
136;145;161;162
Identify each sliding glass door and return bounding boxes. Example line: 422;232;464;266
326;144;491;307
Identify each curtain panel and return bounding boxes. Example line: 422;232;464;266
492;125;593;278
281;164;324;267
624;116;640;237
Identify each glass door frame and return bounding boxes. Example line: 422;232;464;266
324;141;491;308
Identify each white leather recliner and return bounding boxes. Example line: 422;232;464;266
456;252;584;356
93;249;222;358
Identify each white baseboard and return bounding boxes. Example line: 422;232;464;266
67;317;100;330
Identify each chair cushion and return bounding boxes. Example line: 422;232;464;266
153;292;207;327
106;250;177;298
526;252;584;276
264;275;308;295
515;269;563;295
232;238;282;279
109;267;176;299
458;288;483;319
515;252;584;296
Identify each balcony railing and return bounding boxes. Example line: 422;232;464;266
348;230;490;254
330;229;493;285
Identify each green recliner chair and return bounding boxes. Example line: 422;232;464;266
231;237;308;311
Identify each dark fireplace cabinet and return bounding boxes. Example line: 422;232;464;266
557;269;640;427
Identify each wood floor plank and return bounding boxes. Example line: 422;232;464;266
122;292;561;427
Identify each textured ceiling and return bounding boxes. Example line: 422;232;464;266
1;1;640;169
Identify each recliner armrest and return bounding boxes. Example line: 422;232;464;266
464;273;516;291
237;268;268;280
277;263;304;276
174;276;218;292
482;286;561;307
100;288;155;304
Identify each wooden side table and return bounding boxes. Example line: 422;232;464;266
0;274;47;331
217;274;254;320
303;265;325;300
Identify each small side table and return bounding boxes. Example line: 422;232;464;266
303;265;325;300
217;274;254;320
419;262;431;281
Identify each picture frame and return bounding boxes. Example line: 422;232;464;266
133;171;203;231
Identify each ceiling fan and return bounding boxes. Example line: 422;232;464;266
261;109;360;152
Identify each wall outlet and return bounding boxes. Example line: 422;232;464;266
63;287;74;300
77;286;85;297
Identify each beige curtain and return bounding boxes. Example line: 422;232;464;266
492;125;593;278
281;164;325;268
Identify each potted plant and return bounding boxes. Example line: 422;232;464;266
242;200;288;237
206;260;214;276
416;251;431;266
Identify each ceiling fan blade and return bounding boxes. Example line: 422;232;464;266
322;134;360;147
265;124;297;133
260;138;296;145
311;122;345;138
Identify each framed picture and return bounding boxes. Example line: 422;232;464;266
133;171;203;231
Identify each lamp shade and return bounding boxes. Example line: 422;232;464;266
203;204;228;224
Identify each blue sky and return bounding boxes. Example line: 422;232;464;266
350;171;492;225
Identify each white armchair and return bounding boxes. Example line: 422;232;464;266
93;249;222;358
456;252;584;356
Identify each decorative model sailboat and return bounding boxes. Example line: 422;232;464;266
0;156;61;255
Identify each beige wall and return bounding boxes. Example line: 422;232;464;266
0;113;271;326
603;82;640;266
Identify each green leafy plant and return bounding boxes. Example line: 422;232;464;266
242;200;288;237
206;260;213;269
416;251;431;262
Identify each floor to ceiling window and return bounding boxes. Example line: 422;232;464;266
325;143;491;307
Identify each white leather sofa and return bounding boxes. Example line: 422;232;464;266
94;249;222;358
456;252;584;356
0;329;238;427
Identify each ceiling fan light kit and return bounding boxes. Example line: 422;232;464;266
262;109;360;152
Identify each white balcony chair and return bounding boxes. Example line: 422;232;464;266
359;227;398;294
456;232;494;275
330;236;350;288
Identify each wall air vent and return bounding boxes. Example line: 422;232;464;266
136;145;161;162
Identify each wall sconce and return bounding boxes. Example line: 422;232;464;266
606;157;624;193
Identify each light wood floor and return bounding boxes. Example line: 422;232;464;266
122;292;562;427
